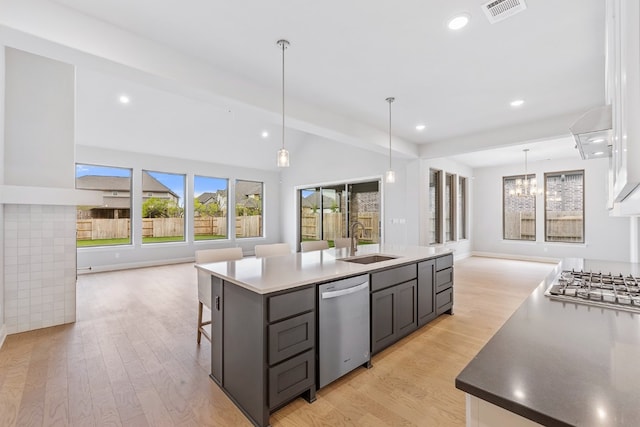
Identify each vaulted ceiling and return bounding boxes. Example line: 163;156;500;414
1;0;605;168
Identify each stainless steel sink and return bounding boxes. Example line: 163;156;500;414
340;254;398;264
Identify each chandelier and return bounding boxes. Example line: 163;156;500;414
512;149;538;196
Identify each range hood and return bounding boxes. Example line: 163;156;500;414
570;105;612;159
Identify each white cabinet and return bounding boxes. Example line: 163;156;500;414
607;0;640;210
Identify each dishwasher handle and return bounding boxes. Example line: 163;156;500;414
321;281;369;299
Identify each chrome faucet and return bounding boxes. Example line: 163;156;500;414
350;221;366;253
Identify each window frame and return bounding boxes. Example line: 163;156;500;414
502;174;536;241
544;170;585;243
141;170;186;244
429;169;442;245
458;176;468;240
75;163;133;247
235;179;264;239
194;175;229;241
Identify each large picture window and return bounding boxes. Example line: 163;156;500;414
76;164;132;247
236;180;263;238
503;175;536;241
141;170;185;243
544;170;584;243
429;169;442;245
194;175;228;240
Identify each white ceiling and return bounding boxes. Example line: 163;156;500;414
35;0;607;168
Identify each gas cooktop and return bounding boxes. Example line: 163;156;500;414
545;269;640;314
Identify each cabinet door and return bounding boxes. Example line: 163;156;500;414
211;276;223;385
418;260;436;326
396;280;418;338
371;286;396;354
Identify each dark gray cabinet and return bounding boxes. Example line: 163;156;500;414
371;265;418;354
210;276;223;385
208;251;453;426
212;282;316;427
371;254;453;355
417;260;436;326
435;254;454;315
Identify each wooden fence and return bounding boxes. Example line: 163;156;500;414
77;216;261;240
504;211;583;241
301;212;379;242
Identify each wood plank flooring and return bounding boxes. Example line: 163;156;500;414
0;257;555;426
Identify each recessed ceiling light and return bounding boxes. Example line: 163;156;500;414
510;99;524;107
415;124;426;131
119;95;130;104
447;13;470;30
261;131;269;138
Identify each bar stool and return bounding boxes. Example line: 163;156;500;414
300;240;329;252
195;247;243;344
254;243;291;258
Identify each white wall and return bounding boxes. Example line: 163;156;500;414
472;157;630;262
1;46;6;347
4;48;75;188
280;134;418;249
420;158;474;260
75;145;282;271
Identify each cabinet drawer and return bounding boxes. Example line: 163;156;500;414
435;254;453;271
268;286;315;322
436;288;453;314
371;264;416;292
269;350;315;409
268;312;315;365
435;267;453;292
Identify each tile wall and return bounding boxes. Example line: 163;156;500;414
4;204;77;333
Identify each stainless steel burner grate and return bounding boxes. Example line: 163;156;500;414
545;270;640;313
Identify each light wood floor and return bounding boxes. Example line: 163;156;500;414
0;257;555;426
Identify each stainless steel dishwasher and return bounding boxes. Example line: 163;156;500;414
318;274;371;388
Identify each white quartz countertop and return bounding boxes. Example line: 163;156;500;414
195;244;452;294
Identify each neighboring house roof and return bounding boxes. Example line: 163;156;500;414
77;171;179;199
197;191;220;204
236;181;262;207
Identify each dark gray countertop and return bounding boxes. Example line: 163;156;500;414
455;258;640;427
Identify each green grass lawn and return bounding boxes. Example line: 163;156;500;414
77;234;227;247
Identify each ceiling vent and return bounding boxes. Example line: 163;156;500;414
482;0;527;24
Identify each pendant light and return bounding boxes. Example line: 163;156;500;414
385;97;396;183
514;148;537;196
276;39;290;168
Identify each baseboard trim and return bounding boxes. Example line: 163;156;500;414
78;257;194;274
0;324;7;350
471;251;560;264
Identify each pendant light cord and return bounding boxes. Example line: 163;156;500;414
386;97;395;170
281;41;286;151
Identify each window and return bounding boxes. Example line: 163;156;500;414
429;169;442;244
445;173;455;242
76;164;132;247
142;170;185;243
194;175;229;241
298;180;379;247
544;170;584;243
458;176;467;240
236;180;263;238
503;175;536;241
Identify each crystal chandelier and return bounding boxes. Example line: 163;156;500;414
512;149;538;196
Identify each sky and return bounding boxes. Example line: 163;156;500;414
76;164;227;208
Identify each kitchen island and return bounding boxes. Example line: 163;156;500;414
456;258;640;426
196;244;453;427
